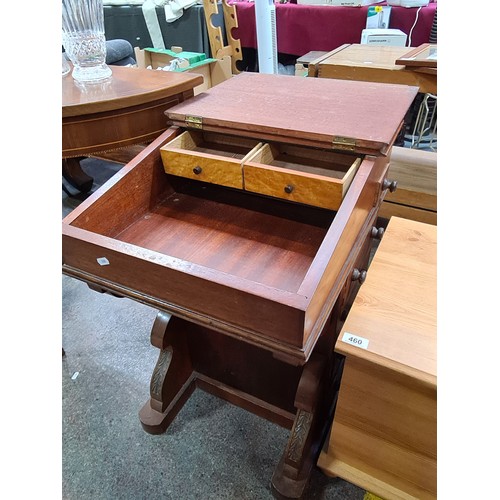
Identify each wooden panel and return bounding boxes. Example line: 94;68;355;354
63;96;183;158
378;146;437;224
385;146;437;211
319;358;436;500
165;72;418;154
300;155;388;353
379;202;437;225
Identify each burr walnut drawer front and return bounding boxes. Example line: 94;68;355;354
243;143;362;211
160;130;263;189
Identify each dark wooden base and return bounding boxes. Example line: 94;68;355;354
139;310;341;499
62;157;93;194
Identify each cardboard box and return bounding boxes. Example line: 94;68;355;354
360;28;407;47
134;47;232;95
366;5;391;29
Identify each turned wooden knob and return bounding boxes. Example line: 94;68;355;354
383;179;397;192
371;226;385;240
284;184;294;194
351;268;367;284
193;166;202;175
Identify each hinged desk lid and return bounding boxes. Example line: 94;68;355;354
165;72;419;156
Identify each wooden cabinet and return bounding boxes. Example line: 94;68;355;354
317;217;437;500
62;72;418;498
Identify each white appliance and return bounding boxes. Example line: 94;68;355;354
254;0;278;74
387;0;430;6
360;28;408;47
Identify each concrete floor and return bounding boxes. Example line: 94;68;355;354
62;158;366;500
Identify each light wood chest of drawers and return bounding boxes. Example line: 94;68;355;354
318;217;437;500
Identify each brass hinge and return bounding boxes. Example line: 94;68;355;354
332;136;356;151
185;115;203;129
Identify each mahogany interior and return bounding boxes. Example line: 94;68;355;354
114;180;334;293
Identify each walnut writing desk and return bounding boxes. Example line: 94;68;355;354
62;65;202;192
62;73;417;498
318;216;437;499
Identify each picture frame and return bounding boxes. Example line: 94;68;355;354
395;43;437;68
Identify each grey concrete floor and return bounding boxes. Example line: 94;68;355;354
62;158;366;500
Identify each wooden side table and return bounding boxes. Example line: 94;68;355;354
318;216;437;500
308;44;437;95
62;65;202;193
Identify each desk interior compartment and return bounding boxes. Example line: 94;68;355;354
63;131;344;352
160;130;263;189
243;142;362;210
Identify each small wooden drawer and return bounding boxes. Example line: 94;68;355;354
160;130;263;189
243;143;362;210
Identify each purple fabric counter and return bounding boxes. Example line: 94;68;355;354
231;1;437;56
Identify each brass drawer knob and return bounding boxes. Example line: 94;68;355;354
371;226;385;240
193;166;202;175
351;268;367;284
382;179;398;192
284;184;294;194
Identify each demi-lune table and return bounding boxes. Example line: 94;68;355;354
62;65;203;192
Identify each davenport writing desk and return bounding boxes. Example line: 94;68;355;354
62;73;417;498
62;65;202;193
318;216;437;499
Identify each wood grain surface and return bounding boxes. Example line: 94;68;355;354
165;72;418;155
315;44;437;95
318;217;437;499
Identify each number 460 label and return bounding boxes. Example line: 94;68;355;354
341;332;369;350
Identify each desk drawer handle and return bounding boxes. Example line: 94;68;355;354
351;268;367;284
383;179;398;192
193;166;202;175
371;227;385;240
284;184;294;194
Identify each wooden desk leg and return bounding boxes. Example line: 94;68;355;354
271;352;338;499
139;311;196;434
62;157;94;194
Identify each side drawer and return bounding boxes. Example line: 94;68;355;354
160;130;263;189
243;143;362;210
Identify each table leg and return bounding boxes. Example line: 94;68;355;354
139;311;196;434
62;157;94;194
270;352;341;499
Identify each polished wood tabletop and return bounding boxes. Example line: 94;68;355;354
62;65;203;117
310;44;437;95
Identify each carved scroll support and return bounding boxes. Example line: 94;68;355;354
139;311;196;435
271;352;337;499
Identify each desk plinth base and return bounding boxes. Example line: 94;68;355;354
139;311;340;499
